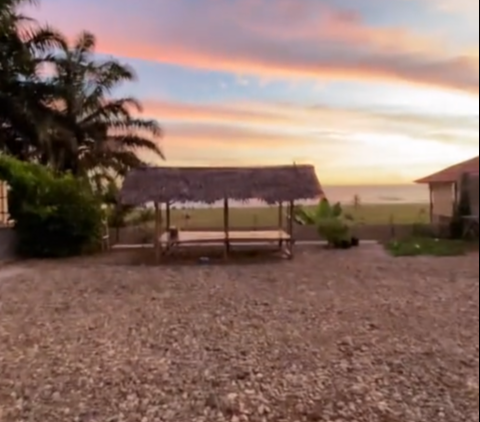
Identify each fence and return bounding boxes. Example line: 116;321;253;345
0;181;9;225
0;227;16;261
110;223;429;246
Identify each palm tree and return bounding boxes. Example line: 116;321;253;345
2;2;163;179
1;0;63;160
46;31;164;176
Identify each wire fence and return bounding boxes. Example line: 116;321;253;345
0;181;9;226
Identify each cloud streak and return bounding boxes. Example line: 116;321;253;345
140;98;480;146
34;0;479;93
133;98;479;181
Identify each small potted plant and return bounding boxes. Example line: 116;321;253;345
295;199;355;249
318;218;351;248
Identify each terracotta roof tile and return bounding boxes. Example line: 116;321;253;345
415;156;479;184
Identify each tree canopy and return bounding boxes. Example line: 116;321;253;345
0;0;164;181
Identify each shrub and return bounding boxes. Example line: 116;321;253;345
101;181;135;228
295;198;352;245
0;155;104;258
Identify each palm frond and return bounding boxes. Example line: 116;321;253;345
107;134;165;159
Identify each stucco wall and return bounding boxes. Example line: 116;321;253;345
0;227;16;261
431;182;455;218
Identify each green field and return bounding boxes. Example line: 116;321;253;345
128;203;430;229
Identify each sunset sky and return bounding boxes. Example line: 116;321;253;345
30;0;479;185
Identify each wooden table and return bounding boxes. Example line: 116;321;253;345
158;230;294;258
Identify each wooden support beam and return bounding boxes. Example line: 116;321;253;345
166;201;171;230
154;202;160;263
428;184;434;223
223;198;230;258
278;201;283;248
287;200;295;259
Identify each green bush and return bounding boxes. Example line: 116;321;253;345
294;198;352;244
0;155;104;258
101;181;134;228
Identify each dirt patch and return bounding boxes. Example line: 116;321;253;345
0;265;30;282
0;249;478;422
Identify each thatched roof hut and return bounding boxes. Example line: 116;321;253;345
415;156;479;223
119;164;323;205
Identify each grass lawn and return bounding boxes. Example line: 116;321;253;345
128;203;429;229
386;237;477;257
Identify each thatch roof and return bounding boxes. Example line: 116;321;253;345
119;165;324;205
416;156;479;184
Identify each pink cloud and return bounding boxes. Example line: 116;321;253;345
127;98;479;171
422;0;479;18
140;98;479;142
32;0;479;94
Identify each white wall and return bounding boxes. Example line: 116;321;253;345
431;182;455;218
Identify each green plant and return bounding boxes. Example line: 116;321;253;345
0;155;103;258
295;198;352;245
128;208;155;225
102;182;135;228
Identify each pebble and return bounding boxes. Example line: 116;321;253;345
0;250;478;422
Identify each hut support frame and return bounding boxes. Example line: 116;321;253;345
217;199;295;259
153;199;295;261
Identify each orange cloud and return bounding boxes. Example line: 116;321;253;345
32;0;479;94
140;100;291;126
164;123;314;150
132;98;479;179
139;98;480;145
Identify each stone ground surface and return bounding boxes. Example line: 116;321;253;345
0;246;479;422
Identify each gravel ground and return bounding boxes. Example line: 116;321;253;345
0;246;479;422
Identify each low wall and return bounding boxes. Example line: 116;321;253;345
111;223;425;245
0;227;16;261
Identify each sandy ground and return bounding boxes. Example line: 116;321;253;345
0;246;479;422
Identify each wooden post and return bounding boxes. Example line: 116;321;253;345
287;200;294;258
278;201;283;248
453;182;459;216
223;198;230;258
154;202;160;263
429;184;434;224
166;201;171;230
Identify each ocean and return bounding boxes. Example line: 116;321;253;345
172;184;429;209
322;184;429;205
